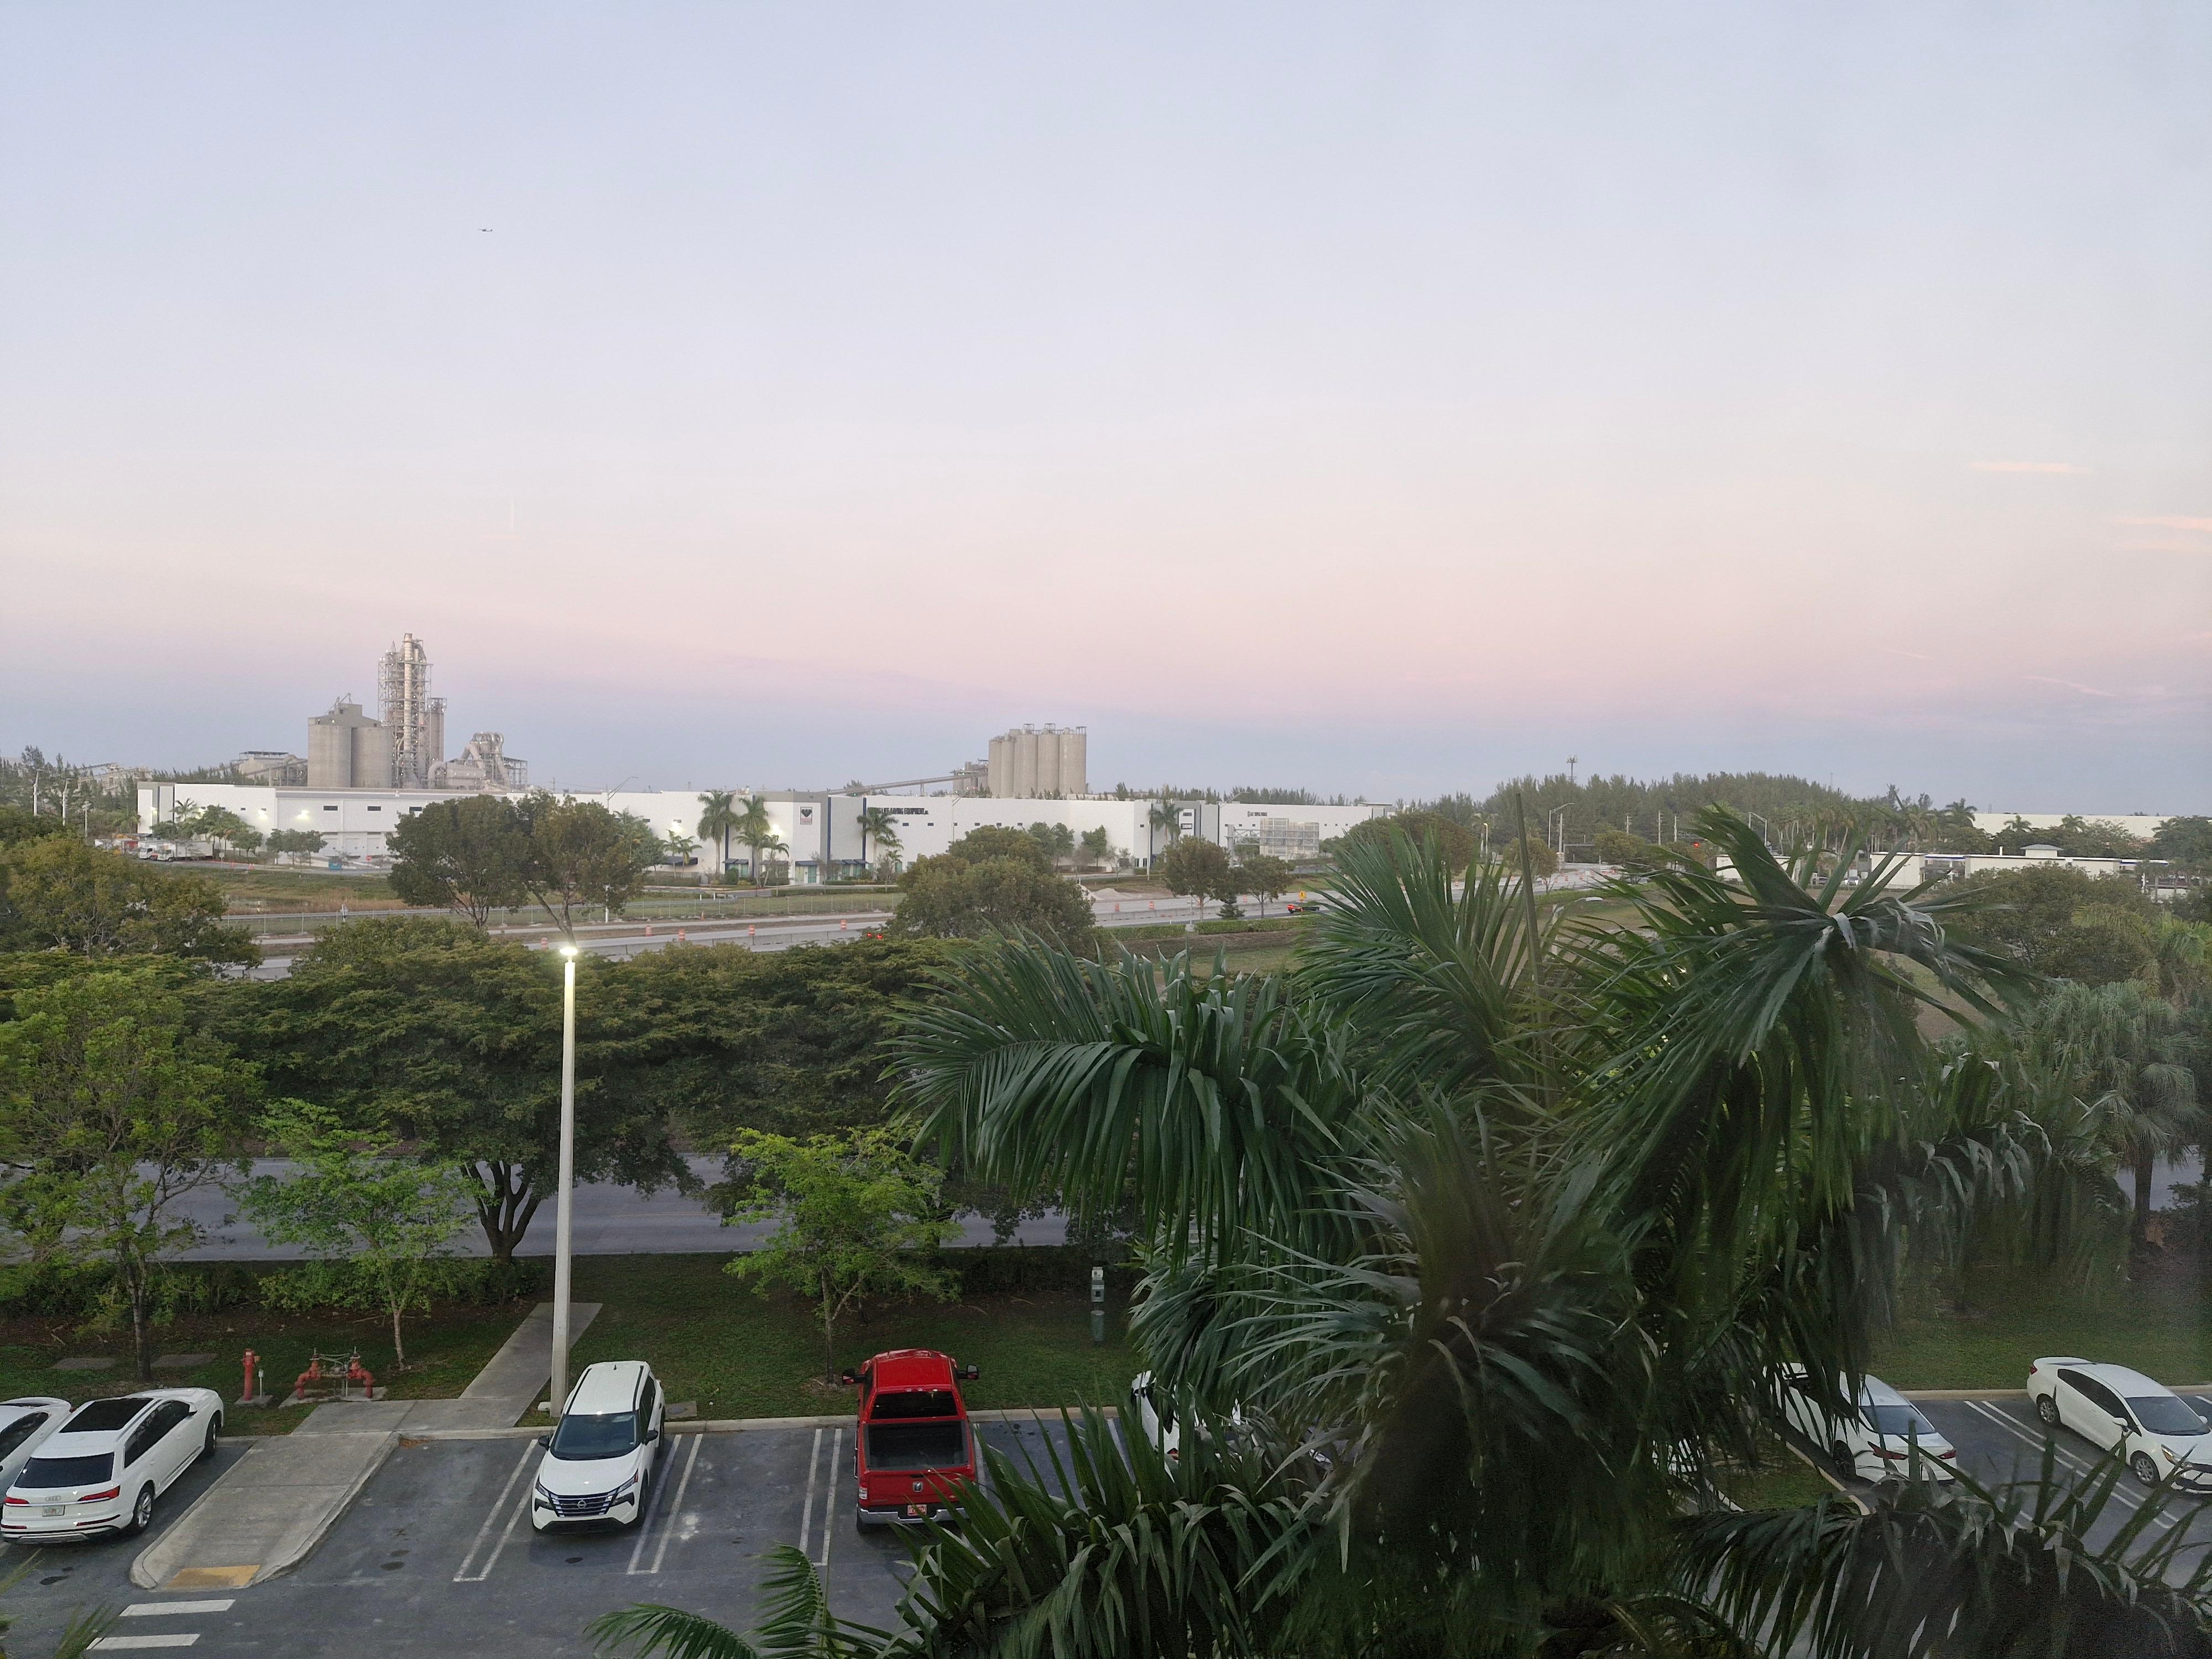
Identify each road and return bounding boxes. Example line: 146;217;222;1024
173;1156;1069;1261
243;889;1285;980
0;1419;1084;1657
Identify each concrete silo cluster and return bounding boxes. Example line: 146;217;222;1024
303;633;525;790
985;724;1087;799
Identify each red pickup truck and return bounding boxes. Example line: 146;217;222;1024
842;1348;980;1528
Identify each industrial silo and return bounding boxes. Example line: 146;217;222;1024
1056;727;1087;796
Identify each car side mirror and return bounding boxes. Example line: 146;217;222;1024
839;1368;860;1385
646;1427;661;1443
964;1364;980;1381
535;1435;550;1449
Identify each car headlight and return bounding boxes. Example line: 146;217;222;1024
534;1482;557;1504
2160;1446;2179;1462
611;1474;639;1502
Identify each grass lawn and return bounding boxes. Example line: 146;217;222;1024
207;867;402;914
567;1255;1141;1420
1729;1449;1837;1510
0;1301;528;1436
1874;1260;2212;1390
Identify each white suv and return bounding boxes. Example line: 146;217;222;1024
2028;1358;2212;1488
1775;1365;1957;1482
2;1390;223;1543
531;1361;666;1530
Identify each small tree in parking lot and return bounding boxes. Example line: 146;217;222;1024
237;1100;477;1368
720;1129;956;1383
1238;853;1293;917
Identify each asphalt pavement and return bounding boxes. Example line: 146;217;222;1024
0;1420;1084;1657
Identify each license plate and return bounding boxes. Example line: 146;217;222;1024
40;1506;64;1517
905;1504;925;1517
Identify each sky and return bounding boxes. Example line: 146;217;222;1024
3;4;2207;811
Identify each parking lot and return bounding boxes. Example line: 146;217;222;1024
0;1419;1079;1657
12;1398;2212;1652
1853;1396;2212;1561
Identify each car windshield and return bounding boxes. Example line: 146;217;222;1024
549;1411;638;1459
2128;1396;2209;1436
18;1454;112;1489
1868;1405;1938;1439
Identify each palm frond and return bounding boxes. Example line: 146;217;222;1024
1292;831;1551;1104
886;1407;1314;1659
588;1603;770;1659
1677;1450;2212;1658
893;939;1379;1260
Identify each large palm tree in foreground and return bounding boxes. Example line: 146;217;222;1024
600;812;2212;1658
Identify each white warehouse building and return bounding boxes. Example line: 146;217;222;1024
139;782;1390;878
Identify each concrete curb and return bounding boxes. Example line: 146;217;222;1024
131;1430;399;1590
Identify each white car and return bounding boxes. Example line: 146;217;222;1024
2;1389;223;1543
531;1360;666;1530
1129;1371;1331;1472
1776;1365;1957;1482
0;1400;71;1497
2028;1358;2212;1489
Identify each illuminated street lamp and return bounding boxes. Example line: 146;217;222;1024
550;942;580;1415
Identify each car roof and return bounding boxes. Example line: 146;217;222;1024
566;1361;648;1416
2078;1363;2173;1396
869;1349;957;1389
58;1396;160;1438
0;1399;67;1421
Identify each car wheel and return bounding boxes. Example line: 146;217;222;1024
200;1418;221;1463
2133;1452;2161;1486
1832;1442;1857;1480
630;1470;651;1527
2035;1395;2060;1428
127;1485;155;1537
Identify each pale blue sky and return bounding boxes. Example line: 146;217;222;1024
3;4;2206;807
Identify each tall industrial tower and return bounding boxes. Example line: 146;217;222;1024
378;633;447;787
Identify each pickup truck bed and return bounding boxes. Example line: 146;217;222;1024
866;1421;969;1472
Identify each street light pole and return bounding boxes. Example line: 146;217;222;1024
549;943;580;1416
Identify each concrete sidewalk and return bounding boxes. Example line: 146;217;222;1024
131;1302;599;1590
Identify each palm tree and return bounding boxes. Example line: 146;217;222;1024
695;790;739;885
599;813;2206;1657
729;796;781;887
2021;979;2202;1249
855;806;900;876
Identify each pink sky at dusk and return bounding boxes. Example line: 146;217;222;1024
3;5;2206;808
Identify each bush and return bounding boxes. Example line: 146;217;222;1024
0;1260;260;1327
257;1256;545;1313
936;1244;1137;1297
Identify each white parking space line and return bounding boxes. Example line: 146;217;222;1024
453;1442;538;1582
797;1427;826;1558
642;1432;705;1578
90;1638;200;1651
628;1433;703;1575
1962;1401;2134;1499
468;1480;536;1583
122;1603;232;1617
818;1428;843;1573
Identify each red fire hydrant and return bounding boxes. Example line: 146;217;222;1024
242;1349;258;1402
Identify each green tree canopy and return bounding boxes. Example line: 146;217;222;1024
237;917;688;1258
1331;809;1478;874
2151;816;2212;872
0;969;253;1378
0;839;256;964
942;826;1051;871
512;793;659;932
1155;837;1234;910
1948;865;2158;985
237;1099;478;1366
720;1127;957;1381
889;853;1094;948
386;794;530;925
264;827;328;858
